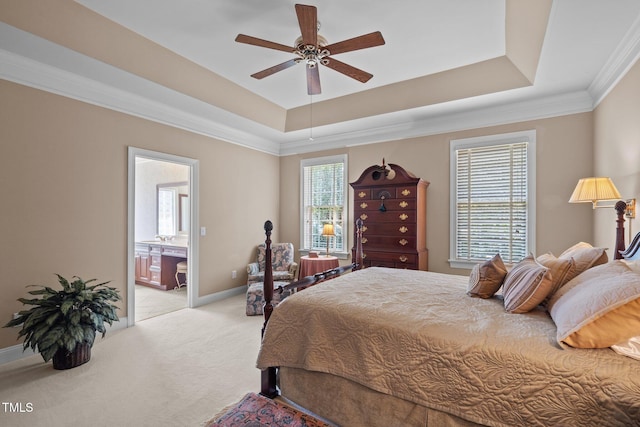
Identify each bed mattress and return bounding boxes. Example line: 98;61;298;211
257;267;640;426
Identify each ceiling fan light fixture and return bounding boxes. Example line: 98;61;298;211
294;35;328;50
235;4;385;95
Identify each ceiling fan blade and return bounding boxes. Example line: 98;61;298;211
235;34;294;53
323;57;373;83
324;31;385;55
295;4;317;47
307;64;321;95
251;59;299;79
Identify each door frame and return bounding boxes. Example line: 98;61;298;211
127;147;200;327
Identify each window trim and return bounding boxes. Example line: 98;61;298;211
300;154;349;257
449;130;536;269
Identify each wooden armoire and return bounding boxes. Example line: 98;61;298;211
351;161;429;270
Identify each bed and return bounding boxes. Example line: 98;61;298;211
255;220;640;426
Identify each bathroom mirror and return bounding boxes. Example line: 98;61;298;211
157;181;189;236
178;193;189;233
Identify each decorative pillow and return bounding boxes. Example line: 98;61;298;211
502;254;554;314
622;259;640;273
536;253;576;304
548;261;640;348
558;242;608;282
611;336;640;360
467;253;508;298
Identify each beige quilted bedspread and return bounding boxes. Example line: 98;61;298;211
257;267;640;427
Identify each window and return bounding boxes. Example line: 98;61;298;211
301;155;348;255
449;131;536;268
157;187;177;236
157;182;189;236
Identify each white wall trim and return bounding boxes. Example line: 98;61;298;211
0;22;616;158
0;23;281;155
0;345;37;366
299;154;349;254
589;12;640;107
1;18;638;156
194;285;246;308
0;283;245;365
279;91;593;155
127;147;200;327
0;318;128;365
448;130;537;269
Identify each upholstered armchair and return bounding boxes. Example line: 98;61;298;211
246;242;298;285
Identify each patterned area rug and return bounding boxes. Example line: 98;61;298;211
206;392;332;427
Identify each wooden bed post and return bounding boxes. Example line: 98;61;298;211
615;200;627;260
260;218;365;398
262;220;274;334
260;220;277;397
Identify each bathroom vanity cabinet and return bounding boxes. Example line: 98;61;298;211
135;242;187;290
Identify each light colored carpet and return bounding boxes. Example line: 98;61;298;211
0;292;263;427
135;284;187;321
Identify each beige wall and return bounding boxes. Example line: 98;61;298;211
4;61;638;352
0;81;280;349
593;59;640;257
280;113;595;275
0;0;286;131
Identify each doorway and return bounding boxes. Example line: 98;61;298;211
127;147;199;327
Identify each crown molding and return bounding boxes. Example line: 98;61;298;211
278;90;594;156
0;23;282;155
589;12;640;106
0;21;634;158
0;47;282;156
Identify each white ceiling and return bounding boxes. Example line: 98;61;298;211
3;1;640;155
77;0;508;109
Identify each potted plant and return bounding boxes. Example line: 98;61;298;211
4;274;121;369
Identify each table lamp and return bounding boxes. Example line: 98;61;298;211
569;177;636;259
322;224;335;257
568;177;621;208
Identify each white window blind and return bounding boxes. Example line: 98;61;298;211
450;131;535;268
301;155;347;254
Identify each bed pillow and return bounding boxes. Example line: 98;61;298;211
502;254;554;313
622;259;640;273
558;242;608;282
467;253;508;298
611;336;640;360
536;253;576;304
548;261;640;348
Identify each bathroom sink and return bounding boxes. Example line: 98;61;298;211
138;240;187;247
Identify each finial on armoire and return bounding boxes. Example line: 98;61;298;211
380;158;390;177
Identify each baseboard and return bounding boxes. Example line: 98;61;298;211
1;286;245;365
195;285;246;307
0;317;129;366
0;344;37;365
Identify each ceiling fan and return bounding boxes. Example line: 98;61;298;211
235;4;385;95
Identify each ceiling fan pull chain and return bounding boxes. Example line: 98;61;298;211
309;94;314;141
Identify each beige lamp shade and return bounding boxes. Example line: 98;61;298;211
569;177;621;207
322;224;335;236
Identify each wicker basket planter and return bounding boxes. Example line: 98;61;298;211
4;275;120;369
52;342;92;370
